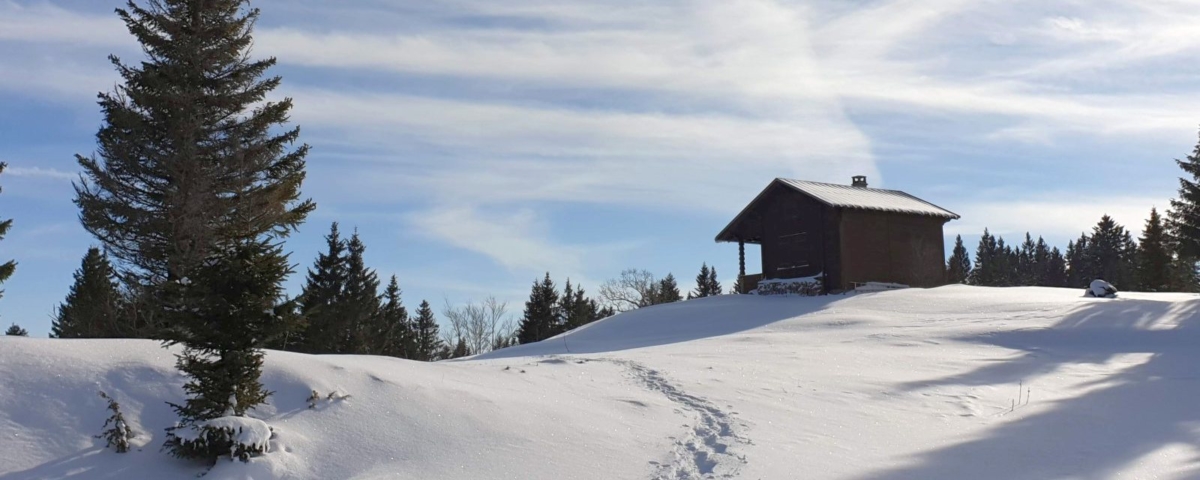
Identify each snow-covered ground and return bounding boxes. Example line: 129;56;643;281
3;285;1200;479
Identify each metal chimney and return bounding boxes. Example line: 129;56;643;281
852;176;868;188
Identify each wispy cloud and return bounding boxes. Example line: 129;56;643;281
949;196;1169;240
4;166;76;181
406;205;641;287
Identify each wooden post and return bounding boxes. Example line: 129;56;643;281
738;240;746;293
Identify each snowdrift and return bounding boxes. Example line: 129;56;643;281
3;286;1200;479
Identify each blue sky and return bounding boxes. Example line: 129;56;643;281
1;0;1197;336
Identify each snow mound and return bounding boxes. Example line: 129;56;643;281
173;416;272;460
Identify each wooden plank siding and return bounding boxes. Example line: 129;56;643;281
837;210;947;289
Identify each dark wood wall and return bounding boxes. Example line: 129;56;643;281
759;188;829;281
837;210;948;289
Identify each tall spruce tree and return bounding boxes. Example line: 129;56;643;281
0;163;14;319
970;229;998;286
1017;233;1037;285
5;323;27;336
297;223;348;353
1169;129;1200;258
1045;247;1069;287
1032;237;1051;286
654;274;682;304
1137;208;1173;291
52;248;126;338
341;231;380;354
689;263;722;298
376;276;411;358
1066;235;1095;288
517;273;560;344
561;280;599;331
73;0;314;461
946;235;971;284
994;238;1014;286
412;300;441;361
1088;215;1137;288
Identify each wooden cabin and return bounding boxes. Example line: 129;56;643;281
716;176;959;293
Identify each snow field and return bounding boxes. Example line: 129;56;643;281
4;285;1200;479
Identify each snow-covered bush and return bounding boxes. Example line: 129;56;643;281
167;416;272;462
754;276;824;296
1085;279;1118;298
95;390;134;453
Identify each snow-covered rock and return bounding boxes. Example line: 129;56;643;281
1086;279;1118;298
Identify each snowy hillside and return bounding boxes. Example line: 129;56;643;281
3;286;1200;479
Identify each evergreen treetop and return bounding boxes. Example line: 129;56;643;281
517;273;560;344
5;323;27;336
341;231;380;354
53;247;126;338
946;235;971;284
654;274;682;304
412;300;441;361
0;163;14;312
1137;207;1174;292
297;222;348;353
377;275;411;358
1169;130;1200;258
690;263;722;298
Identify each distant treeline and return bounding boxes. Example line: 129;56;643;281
948;208;1195;292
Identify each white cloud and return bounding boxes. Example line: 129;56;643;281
406;205;638;286
4;166;76;181
288;87;876;213
0;2;129;47
948;196;1169;239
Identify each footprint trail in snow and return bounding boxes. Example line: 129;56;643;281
605;359;750;479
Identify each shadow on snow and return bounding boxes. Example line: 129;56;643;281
866;297;1200;480
475;294;845;360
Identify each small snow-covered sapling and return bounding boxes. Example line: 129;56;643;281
96;390;135;453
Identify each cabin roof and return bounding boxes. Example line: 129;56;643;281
715;178;960;243
778;179;960;219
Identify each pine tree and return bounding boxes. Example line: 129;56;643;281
654;274;682;304
995;238;1014;286
970;230;998;286
1032;237;1052;286
1137;208;1173;291
517;273;560;344
1169;129;1200;258
5;323;27;336
341;231;380;354
1018;233;1037;286
560;279;577;330
296;223;347;353
162;240;293;460
690;264;709;299
688;263;723;298
449;338;470;359
73;0;314;462
1165;205;1200;292
412;300;441;361
1066;235;1095;288
946;235;971;284
561;281;599;331
0;163;14;320
53;248;126;338
376;276;410;358
1045;248;1069;287
1088;215;1137;288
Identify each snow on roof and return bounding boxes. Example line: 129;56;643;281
777;178;960;219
